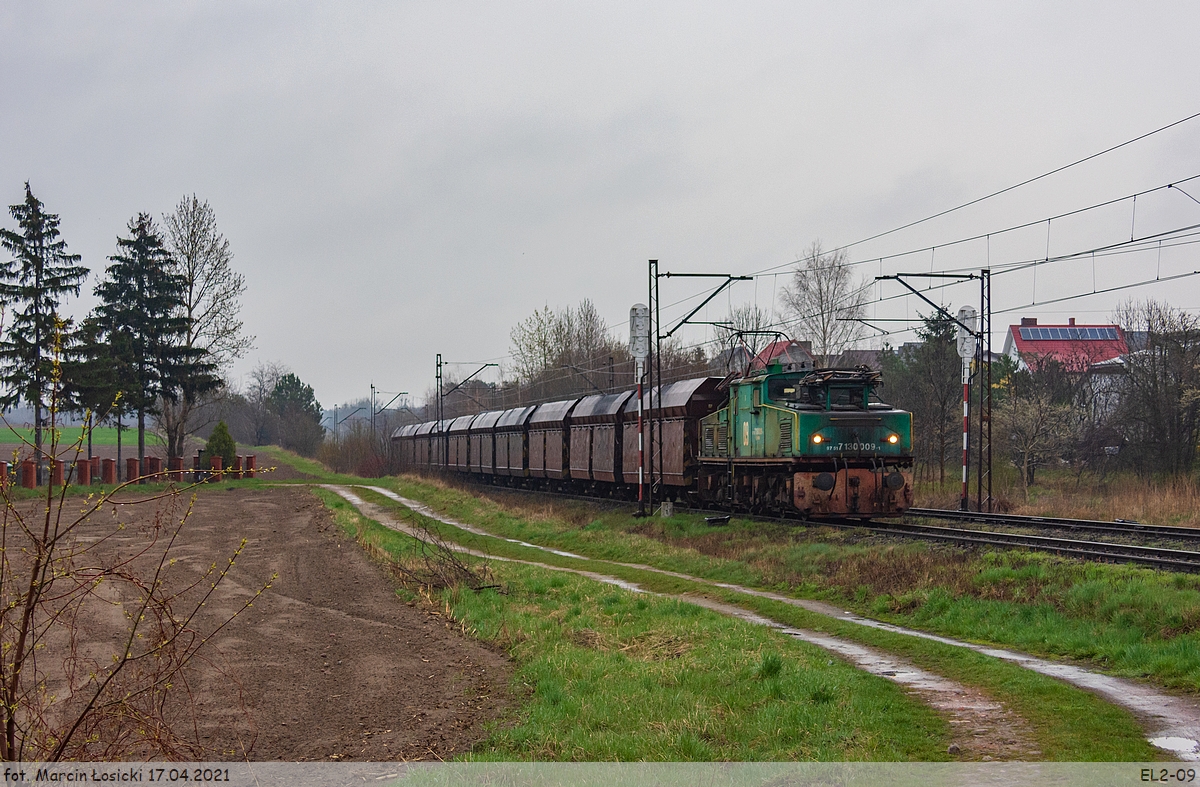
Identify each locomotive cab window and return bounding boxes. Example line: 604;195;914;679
767;378;822;408
829;386;868;409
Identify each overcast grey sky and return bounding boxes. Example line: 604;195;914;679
3;2;1199;408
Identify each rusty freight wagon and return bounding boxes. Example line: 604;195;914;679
494;405;537;478
468;410;505;475
570;390;634;486
528;398;580;480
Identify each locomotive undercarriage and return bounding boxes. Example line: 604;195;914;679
697;458;913;518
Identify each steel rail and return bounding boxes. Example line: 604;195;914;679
437;475;1200;572
906;507;1200;542
820;518;1200;573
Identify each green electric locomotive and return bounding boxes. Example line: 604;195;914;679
697;362;913;517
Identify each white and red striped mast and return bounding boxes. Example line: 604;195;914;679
956;306;978;512
630;304;650;517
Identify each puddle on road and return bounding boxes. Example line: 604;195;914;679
338;485;1200;759
1151;737;1200;756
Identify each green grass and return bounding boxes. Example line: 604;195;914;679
262;454;1174;759
254;445;333;476
0;426;165;448
314;488;951;761
337;484;1158;760
378;476;1200;695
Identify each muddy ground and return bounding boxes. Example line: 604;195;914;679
40;484;514;761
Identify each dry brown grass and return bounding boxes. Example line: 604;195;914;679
568;626;692;661
824;547;977;600
917;470;1200;527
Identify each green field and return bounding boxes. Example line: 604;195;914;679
0;426;165;447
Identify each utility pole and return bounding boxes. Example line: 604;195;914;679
649;262;752;512
978;269;993;513
436;360;497;464
877;272;991;512
648;261;657;513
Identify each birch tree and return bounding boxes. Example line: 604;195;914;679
158;196;252;458
778;241;867;366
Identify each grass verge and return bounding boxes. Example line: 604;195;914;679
312;487;951;761
337;484;1157;760
380;476;1200;695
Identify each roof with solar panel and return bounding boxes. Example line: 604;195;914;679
1002;317;1128;370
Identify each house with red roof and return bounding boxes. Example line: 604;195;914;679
1001;317;1128;371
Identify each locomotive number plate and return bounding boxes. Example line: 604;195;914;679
823;442;879;452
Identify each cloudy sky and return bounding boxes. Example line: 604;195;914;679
3;2;1200;408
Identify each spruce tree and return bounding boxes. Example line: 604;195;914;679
0;183;88;480
204;420;236;470
93;213;198;476
61;315;133;460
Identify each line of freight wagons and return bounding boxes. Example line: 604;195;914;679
392;378;721;495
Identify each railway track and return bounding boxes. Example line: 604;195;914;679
907;507;1200;542
447;477;1200;573
847;518;1200;573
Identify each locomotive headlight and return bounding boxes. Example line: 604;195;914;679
811;434;824;444
887;434;899;444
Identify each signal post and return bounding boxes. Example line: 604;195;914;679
629;304;650;517
956;306;978;512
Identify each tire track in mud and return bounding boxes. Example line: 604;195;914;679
325;485;1041;761
343;484;1200;760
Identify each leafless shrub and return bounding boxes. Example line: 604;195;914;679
0;353;271;761
389;514;497;594
317;421;400;477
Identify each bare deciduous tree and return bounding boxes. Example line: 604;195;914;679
510;299;616;383
726;303;774;353
1112;300;1200;476
998;382;1075;499
778;241;867;366
509;305;556;382
245;361;288;446
158;196;254;458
